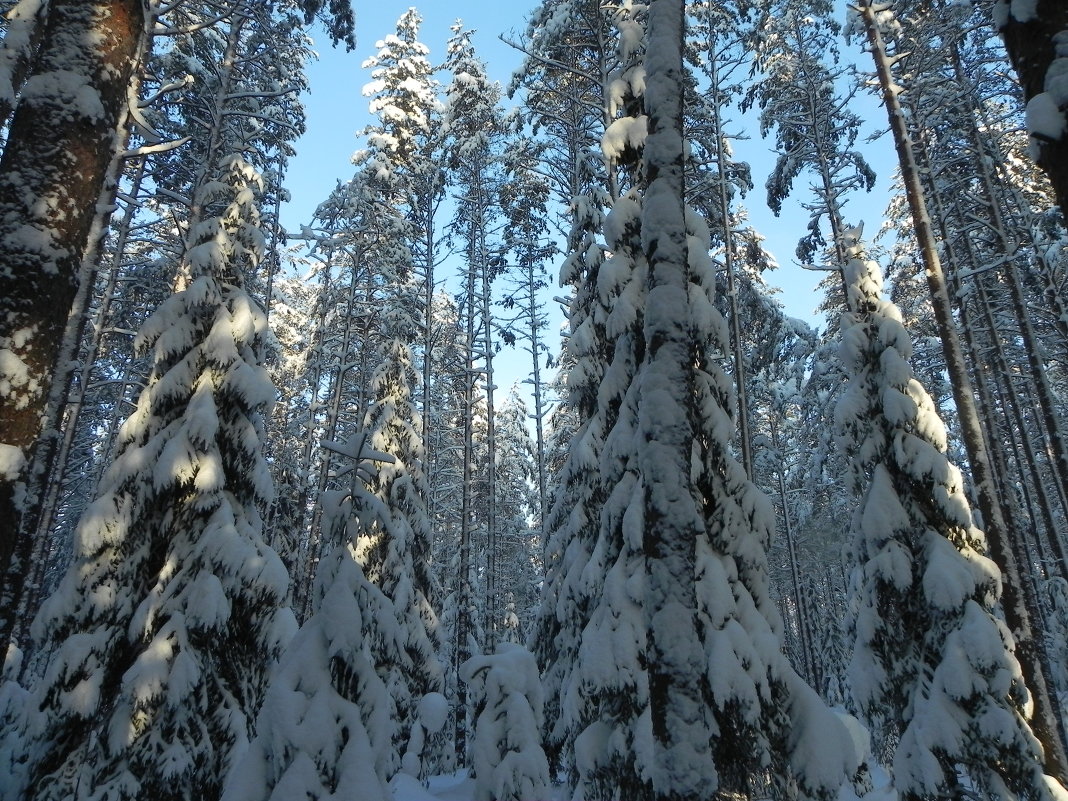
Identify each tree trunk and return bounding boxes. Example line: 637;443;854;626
0;0;145;645
997;0;1068;220
524;266;549;530
0;0;48;129
707;50;754;479
641;3;712;798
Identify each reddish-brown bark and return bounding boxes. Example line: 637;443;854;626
0;0;146;643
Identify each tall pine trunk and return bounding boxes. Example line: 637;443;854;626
0;0;145;647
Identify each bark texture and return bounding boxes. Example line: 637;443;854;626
0;0;145;641
998;0;1068;219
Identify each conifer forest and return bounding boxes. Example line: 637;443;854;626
2;0;1068;799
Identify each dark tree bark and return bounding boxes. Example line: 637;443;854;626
0;0;146;645
998;0;1068;219
0;0;49;130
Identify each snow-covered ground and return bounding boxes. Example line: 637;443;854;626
391;771;569;801
388;767;898;801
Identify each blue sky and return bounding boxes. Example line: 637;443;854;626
281;5;530;231
280;4;898;337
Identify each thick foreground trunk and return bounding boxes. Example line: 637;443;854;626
0;0;145;643
998;0;1068;220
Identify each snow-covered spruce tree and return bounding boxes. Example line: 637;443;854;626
15;151;292;801
874;0;1068;588
355;330;445;767
18;0;315;651
221;436;405;801
856;1;1068;781
523;0;646;780
836;231;1067;801
528;160;612;777
141;3;312;334
460;643;551;801
567;184;652;801
569;3;857;800
0;0;347;639
564;13;652;774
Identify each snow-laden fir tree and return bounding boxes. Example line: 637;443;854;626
835;230;1068;801
358;7;439;177
0;0;355;626
870;0;1068;588
460;643;551;801
355;330;445;768
13;151;292;801
567;3;858;799
528;154;613;778
493;388;542;642
526;0;644;779
560;13;652;770
14;2;316;653
566;185;651;801
855;0;1068;780
221;436;406;801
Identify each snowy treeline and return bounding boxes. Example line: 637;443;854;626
1;0;1068;799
